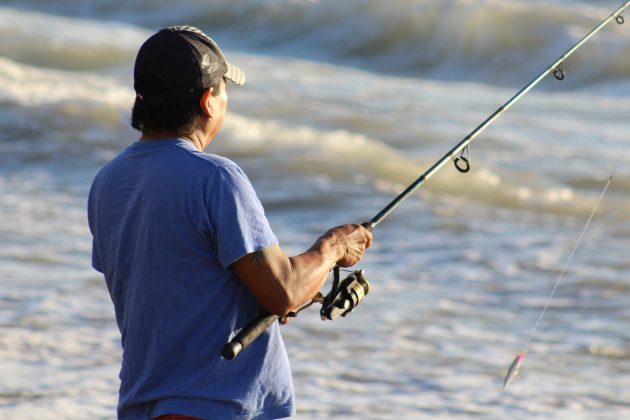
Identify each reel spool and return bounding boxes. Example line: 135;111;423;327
320;267;370;321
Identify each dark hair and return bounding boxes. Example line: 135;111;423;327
130;77;222;135
131;96;200;135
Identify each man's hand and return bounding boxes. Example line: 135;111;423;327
317;224;372;267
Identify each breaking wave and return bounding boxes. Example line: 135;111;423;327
2;0;629;87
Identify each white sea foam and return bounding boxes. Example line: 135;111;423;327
0;56;132;106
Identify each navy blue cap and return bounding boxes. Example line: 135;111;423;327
134;26;245;103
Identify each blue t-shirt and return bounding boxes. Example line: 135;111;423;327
87;139;295;419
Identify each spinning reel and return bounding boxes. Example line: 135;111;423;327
320;266;370;321
288;266;370;322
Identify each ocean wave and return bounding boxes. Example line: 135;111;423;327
2;3;627;219
0;56;134;163
0;56;132;106
199;0;630;87
218;114;630;218
2;49;628;219
2;0;629;87
0;7;147;71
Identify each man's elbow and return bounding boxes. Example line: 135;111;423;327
259;288;296;316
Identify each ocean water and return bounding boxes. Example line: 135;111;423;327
1;0;629;418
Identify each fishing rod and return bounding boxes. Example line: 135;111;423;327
221;1;629;361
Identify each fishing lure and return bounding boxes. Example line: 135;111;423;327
502;351;526;393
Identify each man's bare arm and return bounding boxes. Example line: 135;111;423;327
232;224;372;316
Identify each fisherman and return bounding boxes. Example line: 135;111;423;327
87;26;372;419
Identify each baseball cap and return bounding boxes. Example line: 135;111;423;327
134;26;245;103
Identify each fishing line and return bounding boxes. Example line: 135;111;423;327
502;171;615;394
523;173;614;353
552;51;585;82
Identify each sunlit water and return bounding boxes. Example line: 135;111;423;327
1;1;629;418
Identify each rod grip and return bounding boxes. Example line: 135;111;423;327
221;311;279;360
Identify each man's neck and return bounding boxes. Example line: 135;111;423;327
139;130;178;142
139;131;206;152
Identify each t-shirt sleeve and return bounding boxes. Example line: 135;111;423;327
207;164;278;268
92;239;104;273
87;181;104;274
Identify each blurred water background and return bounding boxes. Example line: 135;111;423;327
1;0;629;418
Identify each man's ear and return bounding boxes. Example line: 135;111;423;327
199;87;214;118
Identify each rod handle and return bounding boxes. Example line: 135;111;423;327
221;311;279;360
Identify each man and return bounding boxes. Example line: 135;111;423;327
88;26;372;419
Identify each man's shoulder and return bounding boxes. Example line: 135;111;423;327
166;140;239;171
190;151;239;171
92;140;246;187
